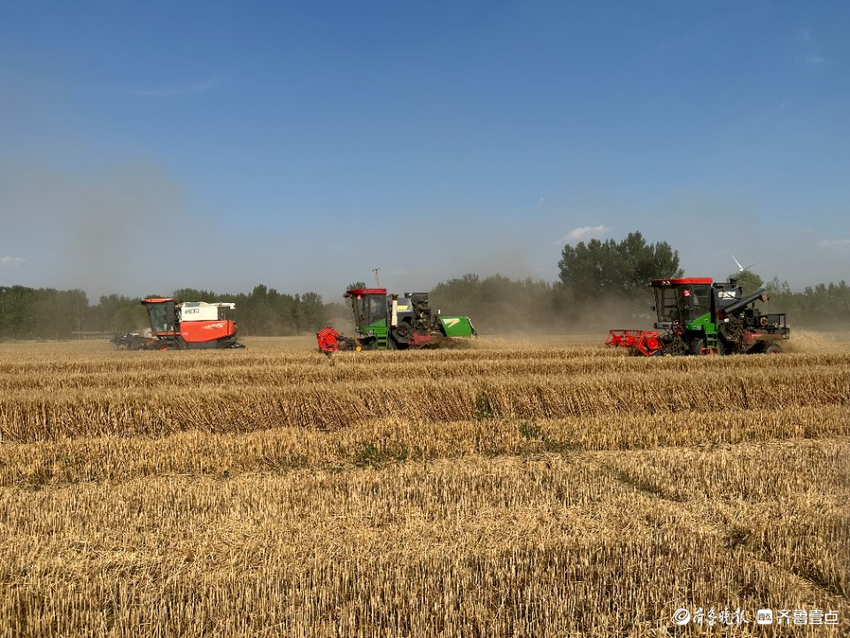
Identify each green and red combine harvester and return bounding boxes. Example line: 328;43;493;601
111;298;244;350
317;288;476;352
606;277;790;356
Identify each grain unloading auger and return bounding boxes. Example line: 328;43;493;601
606;277;789;356
317;288;476;352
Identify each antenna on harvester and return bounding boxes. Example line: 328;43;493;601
373;268;381;287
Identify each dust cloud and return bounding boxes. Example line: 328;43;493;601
1;159;196;299
432;286;654;338
782;329;850;354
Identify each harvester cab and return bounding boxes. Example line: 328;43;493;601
607;277;789;356
347;288;392;348
111;299;244;350
144;298;179;334
316;288;476;352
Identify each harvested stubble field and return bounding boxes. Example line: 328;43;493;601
0;333;848;637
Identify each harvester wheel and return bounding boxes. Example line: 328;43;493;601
764;344;782;354
690;338;705;356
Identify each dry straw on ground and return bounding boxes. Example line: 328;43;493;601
0;336;848;636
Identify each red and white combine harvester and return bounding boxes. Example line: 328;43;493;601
111;298;244;350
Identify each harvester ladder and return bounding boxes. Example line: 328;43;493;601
375;333;389;350
704;327;719;354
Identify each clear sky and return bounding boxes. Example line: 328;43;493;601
2;1;849;301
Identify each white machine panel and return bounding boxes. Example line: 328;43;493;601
179;302;236;322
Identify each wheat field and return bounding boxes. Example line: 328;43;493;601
0;334;848;636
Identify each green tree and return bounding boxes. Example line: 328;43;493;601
95;294;147;332
298;292;326;332
765;277;791;295
346;281;367;295
0;286;35;339
728;270;763;294
558;231;683;301
431;273;482;311
172;288;219;302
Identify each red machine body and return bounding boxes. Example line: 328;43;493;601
113;298;244;350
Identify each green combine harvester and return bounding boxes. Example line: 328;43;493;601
317;288;476;352
607;277;790;356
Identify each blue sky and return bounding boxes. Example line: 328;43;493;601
2;1;848;300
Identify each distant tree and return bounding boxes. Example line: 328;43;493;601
298;292;326;332
346;281;367;295
0;286;36;339
430;273;561;333
172;288;219;302
252;284;269;302
558;231;683;301
728;270;763;294
0;286;90;339
96;294;147;332
431;274;482;310
61;289;89;335
765;277;791;295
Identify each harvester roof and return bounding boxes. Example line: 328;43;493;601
649;278;713;287
345;288;387;297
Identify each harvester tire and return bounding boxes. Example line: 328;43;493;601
690;338;705;356
764;344;782;354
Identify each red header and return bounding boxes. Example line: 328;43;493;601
345;288;387;297
649;278;713;287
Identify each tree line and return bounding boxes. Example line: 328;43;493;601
2;231;848;339
0;285;329;340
